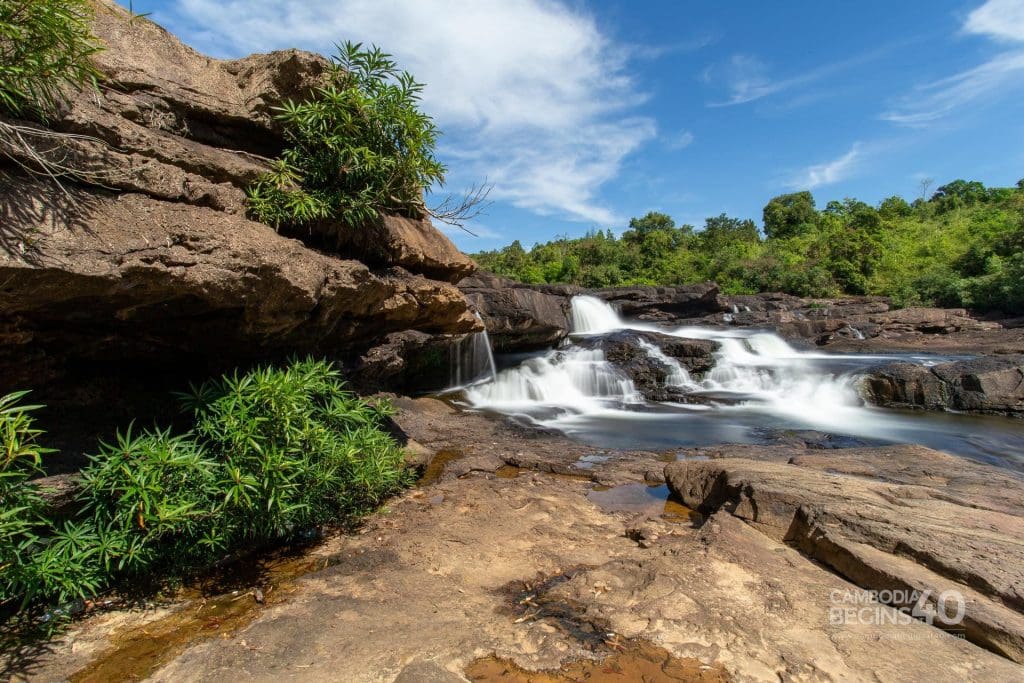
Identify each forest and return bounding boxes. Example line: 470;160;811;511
473;179;1024;314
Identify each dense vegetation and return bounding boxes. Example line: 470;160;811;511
247;42;445;234
474;179;1024;314
0;359;410;620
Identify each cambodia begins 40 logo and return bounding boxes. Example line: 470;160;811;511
828;588;965;628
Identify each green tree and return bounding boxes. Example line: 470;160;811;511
762;191;818;239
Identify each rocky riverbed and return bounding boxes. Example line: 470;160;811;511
14;398;1024;682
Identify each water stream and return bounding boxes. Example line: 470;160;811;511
457;296;1024;471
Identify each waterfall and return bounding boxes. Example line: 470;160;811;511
636;339;697;389
465;348;641;410
570;296;622;334
449;312;497;387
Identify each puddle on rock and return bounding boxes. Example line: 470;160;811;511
496;464;524;479
418;448;465;485
574;453;611;470
69;543;339;683
466;639;729;682
588;483;702;524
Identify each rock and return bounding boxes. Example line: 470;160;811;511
574;331;718;402
330;215;477;284
459;272;571;351
0;181;478;378
589;282;723;319
862;356;1024;416
665;447;1024;663
350;330;465;393
7;1;471;277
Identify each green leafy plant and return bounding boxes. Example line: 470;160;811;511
0;0;102;118
247;41;446;234
3;359;411;623
0;391;101;610
74;358;409;586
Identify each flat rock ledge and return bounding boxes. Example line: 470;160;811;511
666;445;1024;663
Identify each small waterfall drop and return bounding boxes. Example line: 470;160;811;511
570;296;622;334
450;312;497;387
637;339;697;389
465;348;641;410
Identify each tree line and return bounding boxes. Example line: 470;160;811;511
473;179;1024;314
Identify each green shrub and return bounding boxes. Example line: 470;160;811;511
181;357;409;539
246;42;445;233
3;359;410;620
0;391;102;610
0;0;102;118
79;426;220;576
73;358;409;587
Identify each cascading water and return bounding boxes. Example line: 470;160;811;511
449;312;497;387
459;295;1024;470
570;295;622;334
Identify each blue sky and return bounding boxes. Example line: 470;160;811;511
119;0;1024;251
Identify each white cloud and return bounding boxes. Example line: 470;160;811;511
667;130;695;150
787;143;863;189
164;0;655;224
881;50;1024;125
882;0;1024;126
705;48;890;107
964;0;1024;42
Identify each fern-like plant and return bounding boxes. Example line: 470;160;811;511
0;0;102;118
246;41;446;234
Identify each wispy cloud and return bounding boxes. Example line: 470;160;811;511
964;0;1024;42
667;130;695;150
162;0;656;224
787;143;863;189
882;0;1024;126
704;47;891;107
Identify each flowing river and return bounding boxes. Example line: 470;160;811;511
454;296;1024;472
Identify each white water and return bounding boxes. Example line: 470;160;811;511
460;296;1024;469
570;295;623;335
449;312;497;386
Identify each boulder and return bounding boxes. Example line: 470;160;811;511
665;447;1024;663
9;0;473;283
861;356;1024;416
574;331;717;402
459;272;571;351
332;215;476;284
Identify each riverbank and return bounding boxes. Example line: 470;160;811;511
14;398;1024;682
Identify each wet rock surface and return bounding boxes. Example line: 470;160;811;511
23;404;1024;682
574;331;718;401
459;272;572;351
862;356;1024;416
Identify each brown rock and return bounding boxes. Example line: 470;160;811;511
862;356;1024;416
459;272;571;350
665;447;1024;662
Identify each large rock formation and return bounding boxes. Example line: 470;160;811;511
666;446;1024;663
0;1;480;462
458;272;571;350
862;356;1024;416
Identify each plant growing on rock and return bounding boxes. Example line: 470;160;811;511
247;42;446;233
0;0;102;118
